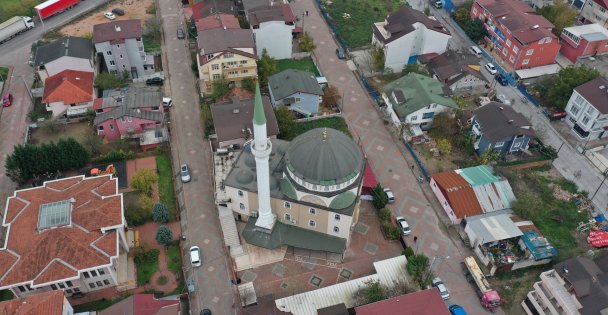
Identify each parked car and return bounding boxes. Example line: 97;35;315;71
433;0;443;8
395;216;412;236
484;62;497;75
495;94;512;105
146;77;164;86
177;27;185;39
432;277;450;300
181;164;191;183
111;8;125;16
2;93;13;107
200;310;212;315
495;73;508;86
448;304;467;315
104;12;116;20
384;188;395;203
162;97;173;109
336;47;346;60
190;246;201;267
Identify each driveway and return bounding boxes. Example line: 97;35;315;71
290;0;499;313
157;1;237;314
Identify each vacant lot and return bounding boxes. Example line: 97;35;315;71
30;121;92;145
324;0;401;48
276;58;320;77
279;116;351;141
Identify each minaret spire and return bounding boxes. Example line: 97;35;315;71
251;83;276;231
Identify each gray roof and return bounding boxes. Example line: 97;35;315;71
197;28;255;55
242;218;346;253
574;77;608;114
34;36;93;67
268;69;323;100
474;102;536;142
372;6;450;44
94;107;164;125
555;256;608;315
94;87;164;125
286;128;364;185
210;95;279;143
465;212;522;244
247;4;295;26
242;0;271;13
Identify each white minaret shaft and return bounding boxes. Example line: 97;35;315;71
251;83;276;231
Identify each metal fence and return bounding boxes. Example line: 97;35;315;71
358;72;380;103
404;142;431;181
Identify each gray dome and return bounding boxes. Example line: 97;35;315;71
244;155;256;168
285;128;364;184
236;170;254;184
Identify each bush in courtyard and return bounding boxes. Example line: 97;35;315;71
131;169;159;196
370;184;388;209
134;247;159;264
381;222;400;240
156;225;174;246
407;254;431;287
354;280;387;306
152;203;170;223
92;150;135;164
125;206;152;227
402;247;415;258
378;208;391;221
138;195;154;213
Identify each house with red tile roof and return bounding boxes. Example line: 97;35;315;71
354;289;451;315
195;13;240;32
580;0;608;28
42;69;94;118
0;175;128;299
560;24;608;64
471;0;561;70
248;4;296;59
0;291;73;315
98;294;180;315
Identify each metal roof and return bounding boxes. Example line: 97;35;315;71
514;64;561;79
274;256;407;315
268;69;323;100
466;213;523;243
455;165;516;213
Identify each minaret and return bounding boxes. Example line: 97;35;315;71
251;83;276;231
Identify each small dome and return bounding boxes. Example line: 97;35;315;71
244;155;256;168
236;170;254;185
285;128;364;184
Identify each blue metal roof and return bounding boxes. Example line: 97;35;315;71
521;230;557;261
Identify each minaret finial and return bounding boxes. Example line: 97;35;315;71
253;82;266;126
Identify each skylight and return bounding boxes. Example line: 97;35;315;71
38;200;71;230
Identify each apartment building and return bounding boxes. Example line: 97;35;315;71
564;76;608;141
580;0;608;28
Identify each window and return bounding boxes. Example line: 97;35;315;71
513;141;521;148
116;44;120;48
109;60;115;66
97;269;105;276
18;286;25;292
103;280;110;285
51;284;57;290
91;270;97;277
309;208;316;215
83;271;90;279
333;226;339;233
122;65;126;69
106;51;112;55
119;54;123;59
506;39;511;47
66;289;73;294
242;70;249;74
284;202;291;209
211;64;219;70
472;7;477;14
109;124;114;130
513;46;519;54
422;112;434;119
137;37;142;41
139;47;144;52
213;74;220;80
66;281;73;287
545;37;552;44
74;288;81;293
96;281;102;287
308;220;316;227
238;190;243;197
526;49;534;55
509;55;515;63
502;47;508;56
58;283;65;289
98;126;104;131
410;115;418;121
152;106;160;111
522;59;530;65
582;116;590;124
239;203;245;210
587;107;596;115
285;213;291;221
89;283;95;289
570;105;581;115
224;53;234;58
335;214;340;221
295;98;301;103
495;141;505;147
240;60;248;64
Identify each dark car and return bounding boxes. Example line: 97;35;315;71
336;47;346;59
146;77;164;86
495;73;508;86
177;27;185;39
200;309;212;315
111;8;125;16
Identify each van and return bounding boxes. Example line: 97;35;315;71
470;46;482;57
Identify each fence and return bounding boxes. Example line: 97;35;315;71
358;72;380;103
404;142;431;181
313;0;348;52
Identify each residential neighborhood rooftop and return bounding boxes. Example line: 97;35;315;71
562;23;608;40
191;0;237;20
248;4;296;26
474;102;536;142
42;69;94;104
354;288;451;315
197;28;255;56
268;69;324;100
92;20;142;44
382;73;457;118
33;36;93;67
98;294;180;315
431;170;483;218
555;256;608;315
210;94;279;143
573;77;608;114
373;6;450;44
0;291;67;315
195;13;240;31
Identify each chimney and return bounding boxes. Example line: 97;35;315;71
499;106;504;110
115;25;121;32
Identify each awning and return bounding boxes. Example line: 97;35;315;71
515;64;561;79
588;230;608;248
362;163;377;190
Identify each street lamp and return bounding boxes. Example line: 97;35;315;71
424;255;450;284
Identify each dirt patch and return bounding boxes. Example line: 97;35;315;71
59;0;154;37
30;121;94;145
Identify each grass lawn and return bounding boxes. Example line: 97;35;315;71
0;1;32;24
276;58;320;77
166;242;182;273
136;249;160;286
156;153;177;220
143;34;161;53
0;67;9;82
324;0;402;48
72;295;132;313
280;116;351;141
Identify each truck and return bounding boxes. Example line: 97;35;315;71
0;16;35;44
34;0;80;20
462;256;502;312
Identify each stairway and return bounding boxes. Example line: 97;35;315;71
218;205;244;257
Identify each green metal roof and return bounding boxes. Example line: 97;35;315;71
253;82;266;126
280;178;298;200
459;165;501;186
382;73;457;118
329;191;356;210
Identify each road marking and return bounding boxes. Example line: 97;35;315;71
376;145;384;152
392;174;400;180
410;206;419;213
207;265;215;272
187;132;192;136
190;149;196;154
363;120;370;126
203;238;210;244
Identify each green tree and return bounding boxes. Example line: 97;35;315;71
257;49;277;87
406;254;431;287
370;184;388;210
138;194;154;213
94;73;122;90
429;112;457;140
355;280;387;305
211;78;230;100
201;103;215;137
156;225;174;246
378;208;392;221
82;134;103;155
437;138;452;156
125;206;152;226
453;7;488;43
371;46;385;71
403;64;427;75
299;32;316;52
538;3;578;36
238;15;250;29
403;247;415;258
152;203;170;223
480;148;501;164
512;192;543;221
242;78;255;92
542;66;600;110
275;106;296;140
131;169;159;195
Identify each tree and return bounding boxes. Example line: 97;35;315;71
453;7;488;43
321;85;341;109
152;203;170;223
370;184;388;210
406;254;430;287
156;225;174;246
125;206;152;226
541;66;600;110
131;169;159;195
299;32;316;52
211;78;230;100
145;16;162;41
371;46;385;71
402;64;427;75
138;194;154;213
275;106;296;140
378;208;391;221
437;138;452;156
257;49;277;87
512;192;542;221
480;148;501;164
238;16;250;29
94;73;122;90
242;78;255;92
538;3;578;36
354;280;387;306
82;134;103;155
429;112;457;140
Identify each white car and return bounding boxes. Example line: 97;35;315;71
162;97;173;108
104;12;116;20
189;246;201;267
432;277;450;300
496;94;512;105
180;164;191;183
396;216;412;236
384;188;395;203
485;62;497;75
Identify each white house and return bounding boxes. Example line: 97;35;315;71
372;6;451;72
565;76;608;141
33;36;94;83
248;3;296;59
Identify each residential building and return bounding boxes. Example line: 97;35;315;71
268;69;323;115
381;73;457;127
93;87;167;149
0;175;129;298
248;4;296;59
372;6;451;72
464;212;556;275
354;289;451;315
560;24;608;63
92;20;155;78
33;36;94;83
195;13;240;32
210;93;279;150
0;291;73;315
471;0;561;70
191;0;238;22
222;86;365;255
99;294;180;315
580;0;608;28
423;51;488;95
196;28;257;95
472;102;536;155
522;255;608;315
242;0;287;15
564;77;608;140
430;165;516;224
42;69;94;118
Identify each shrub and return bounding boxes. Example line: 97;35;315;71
92;150;135;164
138;194;154;213
125;206;152;226
378;208;391;221
403;247;415;258
134;247;160;264
156;225;174;246
381;222;400;240
370;184;388;209
131;169;159;195
152;203;170;223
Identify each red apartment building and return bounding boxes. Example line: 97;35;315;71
560;23;608;63
471;0;561;70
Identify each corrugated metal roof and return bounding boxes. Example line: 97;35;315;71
471;179;516;213
466;213;523;243
274;256;407;315
457;165;500;186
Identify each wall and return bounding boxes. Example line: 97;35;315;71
46;100;93;118
45;56;94;77
253;21;294;60
384;32;414;72
430;178;460;224
198;52;257;95
565;90;608;140
581;1;608;27
405;104;453;126
384;25;450;72
560;36;608;63
278;92;322;114
449;73;487;93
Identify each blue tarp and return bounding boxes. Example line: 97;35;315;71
521;230;557;260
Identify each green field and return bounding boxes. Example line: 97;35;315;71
0;0;35;23
156;153;177;220
0;67;9;82
276;58;321;77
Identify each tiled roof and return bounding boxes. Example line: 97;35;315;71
373;6;450;44
431;171;483;219
211;95;279;143
574;77;608;114
0;291;66;315
457;165;516;213
93;20;142;44
248;4;295;26
99;294;180;315
0;175;123;289
34;36;93;67
191;0;237;20
474;102;536;142
197;28;255;56
355;289;451;315
195;13;240;31
42;70;94;105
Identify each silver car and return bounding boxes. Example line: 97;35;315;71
181;164;191;183
396;216;412;236
432;277;450;300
